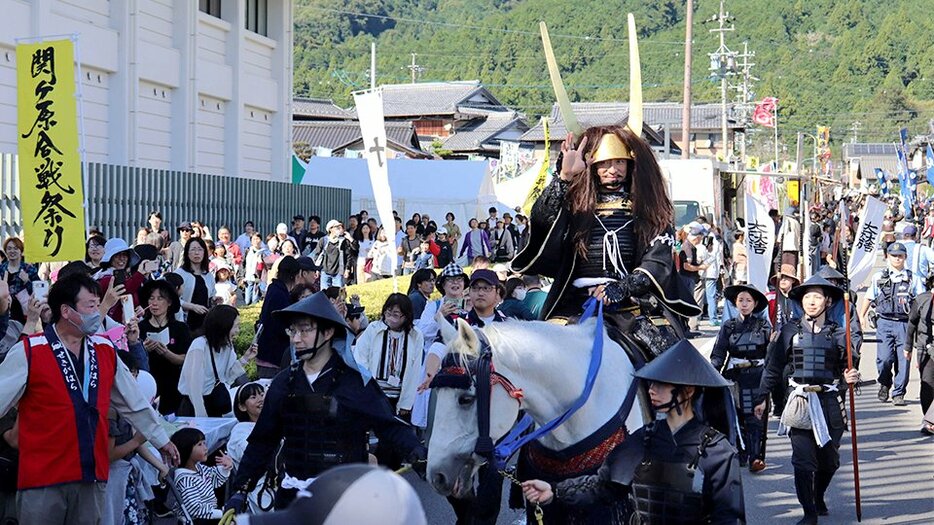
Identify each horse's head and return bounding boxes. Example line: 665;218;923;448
427;319;522;499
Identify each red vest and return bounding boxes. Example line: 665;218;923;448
18;331;117;490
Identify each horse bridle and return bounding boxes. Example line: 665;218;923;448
429;328;524;462
430;298;609;470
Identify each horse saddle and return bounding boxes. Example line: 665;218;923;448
565;297;683;366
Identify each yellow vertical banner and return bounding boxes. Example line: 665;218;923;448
522;117;549;215
16;39;86;262
786;180;799;203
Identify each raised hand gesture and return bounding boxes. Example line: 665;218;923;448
559;133;589;181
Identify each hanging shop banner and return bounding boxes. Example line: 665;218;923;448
16;39;86;262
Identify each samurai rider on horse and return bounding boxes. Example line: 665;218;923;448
425;14;741;525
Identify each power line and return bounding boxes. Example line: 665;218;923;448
298;41;686;61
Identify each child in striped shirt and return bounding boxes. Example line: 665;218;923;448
171;427;233;522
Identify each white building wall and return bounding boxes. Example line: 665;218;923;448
81;67;111;164
243;37;273;78
242;105;272;179
138;0;174;48
53;0;111;27
197;95;226;175
0;47;16;153
197;14;229;67
137;81;173;167
0;0;293;181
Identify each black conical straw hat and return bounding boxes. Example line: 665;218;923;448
816;265;845;281
788;274;844;303
723;284;768;313
634;340;731;388
273;292;352;332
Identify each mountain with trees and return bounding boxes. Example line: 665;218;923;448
294;0;934;153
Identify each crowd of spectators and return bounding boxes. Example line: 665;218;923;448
0;204;541;524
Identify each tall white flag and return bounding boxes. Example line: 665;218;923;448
847;196;886;291
353;88;396;274
745;193;777;292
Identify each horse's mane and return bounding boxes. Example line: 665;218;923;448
447;319;598;362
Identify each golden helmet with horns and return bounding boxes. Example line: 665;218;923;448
590;133;633;163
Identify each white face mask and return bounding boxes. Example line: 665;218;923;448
513;288;527;301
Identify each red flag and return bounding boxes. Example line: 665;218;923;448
753;97;778;128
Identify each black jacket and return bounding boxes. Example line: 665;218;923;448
232;353;422;491
710;316;771;371
757;319;857;430
256;280;293;365
554;418;745;525
907;291;934;357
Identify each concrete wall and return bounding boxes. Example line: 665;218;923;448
0;0;293;181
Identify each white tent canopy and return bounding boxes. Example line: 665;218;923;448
302;157;503;231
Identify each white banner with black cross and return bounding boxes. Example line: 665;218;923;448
353;88;397;275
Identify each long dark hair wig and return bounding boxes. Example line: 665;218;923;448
566;125;673;258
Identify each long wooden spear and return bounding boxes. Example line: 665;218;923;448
840;206;862;522
842;291;862;521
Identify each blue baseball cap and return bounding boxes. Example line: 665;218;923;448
469;269;500;287
887;242;907;256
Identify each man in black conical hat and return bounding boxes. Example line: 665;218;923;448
225;292;426;512
521;340;746;524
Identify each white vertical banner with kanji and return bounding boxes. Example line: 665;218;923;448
847;196;886;292
744;193;776;292
353;88;396;275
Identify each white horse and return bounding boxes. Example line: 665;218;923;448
426;317;647;521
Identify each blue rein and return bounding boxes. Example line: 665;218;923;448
490;297;605;470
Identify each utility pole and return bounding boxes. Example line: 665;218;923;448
706;0;736;163
370;42;376;89
406;53;425;84
681;0;694;159
730;41;756;165
850;121;861;143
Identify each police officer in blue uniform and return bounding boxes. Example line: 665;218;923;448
858;242;924;406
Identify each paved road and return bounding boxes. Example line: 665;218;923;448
410;317;934;524
713;324;934;524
